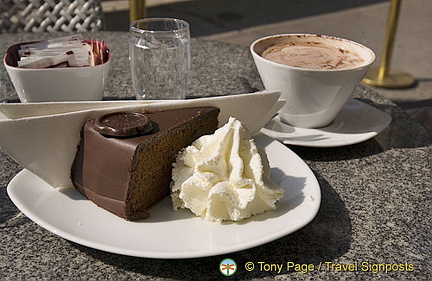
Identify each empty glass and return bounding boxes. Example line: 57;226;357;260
129;18;190;100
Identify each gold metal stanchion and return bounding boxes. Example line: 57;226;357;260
129;0;147;23
363;0;415;88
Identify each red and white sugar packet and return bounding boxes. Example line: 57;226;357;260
17;35;107;68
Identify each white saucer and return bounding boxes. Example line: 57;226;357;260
260;99;391;147
7;134;320;259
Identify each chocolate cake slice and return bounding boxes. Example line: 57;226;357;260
71;107;219;220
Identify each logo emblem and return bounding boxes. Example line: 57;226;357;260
220;258;237;276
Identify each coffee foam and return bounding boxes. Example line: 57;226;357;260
262;41;365;70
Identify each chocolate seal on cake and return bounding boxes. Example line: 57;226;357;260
94;112;153;137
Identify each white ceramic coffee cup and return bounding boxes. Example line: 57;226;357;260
251;34;375;128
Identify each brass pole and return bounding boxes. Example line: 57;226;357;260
363;0;415;88
129;0;146;23
378;0;400;79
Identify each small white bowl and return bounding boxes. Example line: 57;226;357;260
4;40;111;103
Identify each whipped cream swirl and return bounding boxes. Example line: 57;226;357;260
171;117;284;221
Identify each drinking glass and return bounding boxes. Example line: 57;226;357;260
129;18;190;100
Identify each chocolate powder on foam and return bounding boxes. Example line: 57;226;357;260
262;41;365;70
71;107;220;220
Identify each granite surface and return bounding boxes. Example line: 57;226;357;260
1;32;431;280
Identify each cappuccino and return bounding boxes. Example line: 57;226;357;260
262;40;365;70
251;34;375;128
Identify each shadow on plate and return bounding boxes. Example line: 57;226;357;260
288;102;432;162
289;137;386;162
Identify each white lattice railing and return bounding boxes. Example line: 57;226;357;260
0;0;104;33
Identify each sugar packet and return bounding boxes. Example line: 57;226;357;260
18;35;107;68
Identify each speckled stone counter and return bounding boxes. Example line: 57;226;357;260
1;32;431;280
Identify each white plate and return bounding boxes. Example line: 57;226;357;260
261;99;392;147
7;134;320;259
